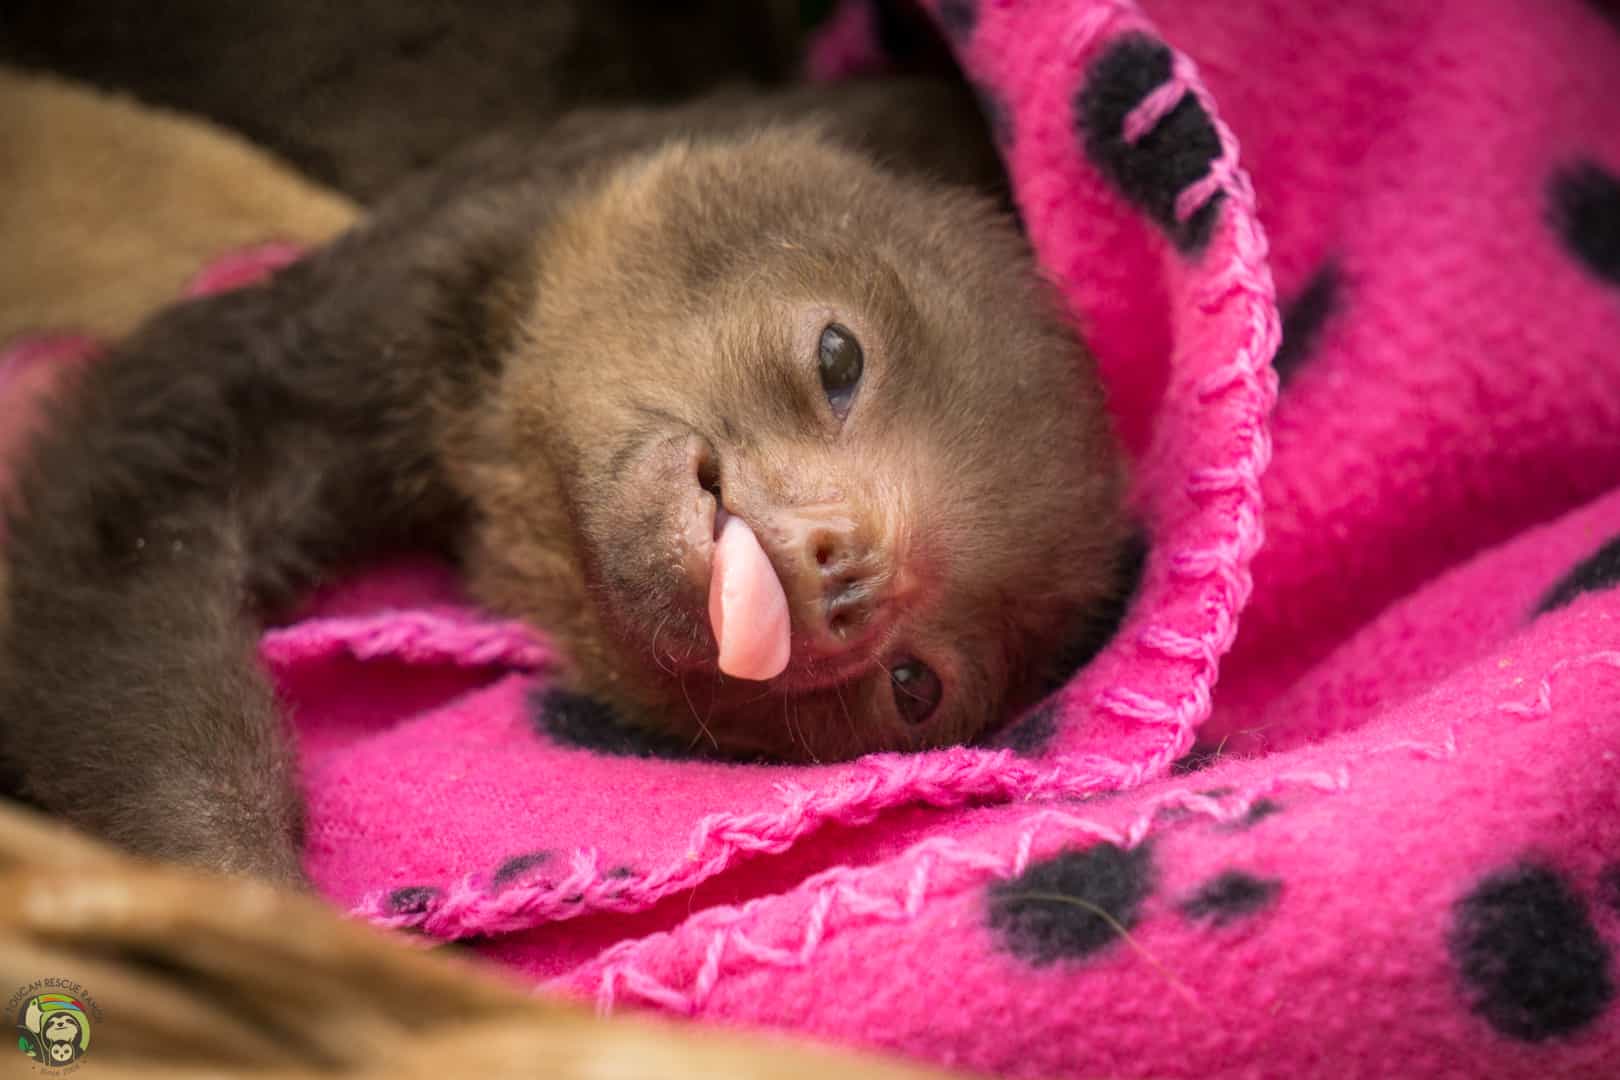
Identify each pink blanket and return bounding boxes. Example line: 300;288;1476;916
7;0;1620;1074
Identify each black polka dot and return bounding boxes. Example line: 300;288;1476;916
1075;34;1224;254
1599;864;1620;915
988;843;1154;964
387;886;440;916
1449;863;1614;1041
530;687;720;760
1549;161;1620;287
607;865;636;879
1587;1;1620;30
1180;870;1281;926
938;0;978;39
983;701;1058;755
491;851;550;890
1273;260;1341;384
1535;534;1620;616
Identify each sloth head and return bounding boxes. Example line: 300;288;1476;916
479;129;1130;761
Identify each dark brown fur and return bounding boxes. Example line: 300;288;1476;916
0;0;802;200
0;81;1127;882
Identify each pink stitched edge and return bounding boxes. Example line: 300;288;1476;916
1033;0;1278;791
354;0;1281;940
359;748;1137;936
1496;650;1620;716
576;650;1620;1015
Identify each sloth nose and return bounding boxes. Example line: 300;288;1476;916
774;509;885;652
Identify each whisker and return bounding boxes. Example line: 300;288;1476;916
796;698;821;765
834;681;859;752
992;891;1204;1010
700;672;720;752
678;672;718;753
780;697;795;757
683;692;719;753
739;682;777;708
651;611;674;676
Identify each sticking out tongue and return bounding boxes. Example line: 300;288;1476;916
709;511;791;681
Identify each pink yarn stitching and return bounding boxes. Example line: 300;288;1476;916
1497;650;1620;717
1122;74;1188;144
1165;50;1232;224
578;645;1620;1015
358;748;1131;936
583;779;1328;1015
579;672;1602;1017
1069;0;1278;782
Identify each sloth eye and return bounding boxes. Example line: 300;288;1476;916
889;658;942;725
817;323;863;419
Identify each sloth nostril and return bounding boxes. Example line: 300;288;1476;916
825;579;874;639
696;453;721;501
778;509;888;650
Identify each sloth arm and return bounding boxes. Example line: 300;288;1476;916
0;191;528;881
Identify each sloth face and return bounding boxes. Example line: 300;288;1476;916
498;132;1129;760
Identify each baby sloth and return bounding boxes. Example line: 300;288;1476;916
0;83;1129;883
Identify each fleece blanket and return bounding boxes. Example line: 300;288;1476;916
5;0;1620;1075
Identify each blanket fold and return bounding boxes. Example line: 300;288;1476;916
7;0;1620;1075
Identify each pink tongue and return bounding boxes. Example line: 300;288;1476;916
709;513;791;681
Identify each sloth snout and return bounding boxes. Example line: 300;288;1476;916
771;507;888;653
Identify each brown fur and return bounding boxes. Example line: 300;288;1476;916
0;81;1126;880
0;0;801;200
